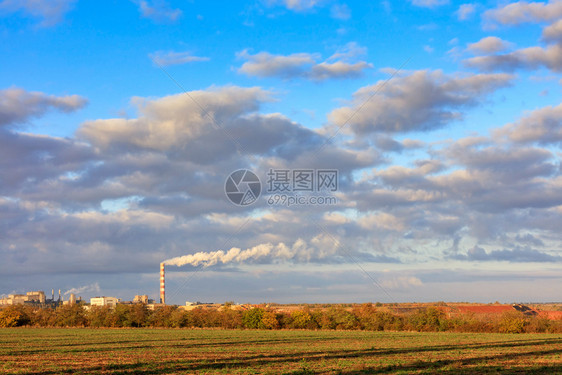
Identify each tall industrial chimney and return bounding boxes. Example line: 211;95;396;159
159;262;165;304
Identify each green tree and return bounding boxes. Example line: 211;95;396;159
499;311;528;333
407;307;446;332
55;305;86;327
148;305;176;327
87;306;114;327
242;307;265;329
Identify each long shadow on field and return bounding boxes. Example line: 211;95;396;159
10;337;562;375
4;337;321;356
10;336;560;357
339;364;562;375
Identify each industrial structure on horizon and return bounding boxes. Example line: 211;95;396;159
0;289;78;307
160;262;165;305
2;262;170;308
1;263;166;309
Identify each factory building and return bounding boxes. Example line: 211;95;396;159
0;291;46;305
133;295;152;304
90;296;120;308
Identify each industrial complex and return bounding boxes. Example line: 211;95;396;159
0;263;167;309
0;289;79;307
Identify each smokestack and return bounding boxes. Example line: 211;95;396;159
160;262;165;304
52;289;54;301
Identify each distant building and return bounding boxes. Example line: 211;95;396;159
0;291;46;306
90;296;120;308
133;295;151;304
63;294;79;306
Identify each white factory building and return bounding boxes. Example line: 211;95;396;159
90;296;120;307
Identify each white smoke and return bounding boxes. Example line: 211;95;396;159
163;237;338;267
64;282;101;296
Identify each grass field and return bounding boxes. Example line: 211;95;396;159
1;328;561;374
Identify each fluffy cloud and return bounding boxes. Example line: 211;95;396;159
0;87;87;128
0;131;95;196
149;51;209;66
410;0;449;8
456;3;476;20
542;19;562;43
455;245;562;262
330;3;351;20
135;0;181;22
267;0;322;11
0;0;75;27
236;44;372;81
78;86;269;155
465;44;562;72
495;103;562;145
328;70;513;134
236;51;316;79
2;80;562;303
484;0;562;26
468;36;512;54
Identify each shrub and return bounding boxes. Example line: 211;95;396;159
242;308;265;329
86;306;113;328
261;311;280;329
148;305;176;327
55;305;86;327
499;311;528;334
407;307;446;332
0;306;30;327
290;310;317;329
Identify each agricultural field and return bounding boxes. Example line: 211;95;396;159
1;328;561;374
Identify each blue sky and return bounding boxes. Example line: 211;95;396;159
1;0;562;304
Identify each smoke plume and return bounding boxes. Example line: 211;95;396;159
64;282;101;296
163;238;337;267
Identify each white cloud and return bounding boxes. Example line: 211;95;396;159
78;86;271;155
236;44;372;81
267;0;322;12
465;44;562;72
136;0;181;22
484;0;562;26
2;80;562;304
309;61;372;80
328;70;513;134
236;50;316;79
456;3;475;20
410;0;449;8
327;42;367;62
454;245;562;262
330;3;351;20
542;19;562;43
0;87;87;128
0;0;76;27
149;50;210;67
495;103;562;145
380;276;422;290
468;36;512;54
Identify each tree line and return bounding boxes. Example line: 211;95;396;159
1;303;561;334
